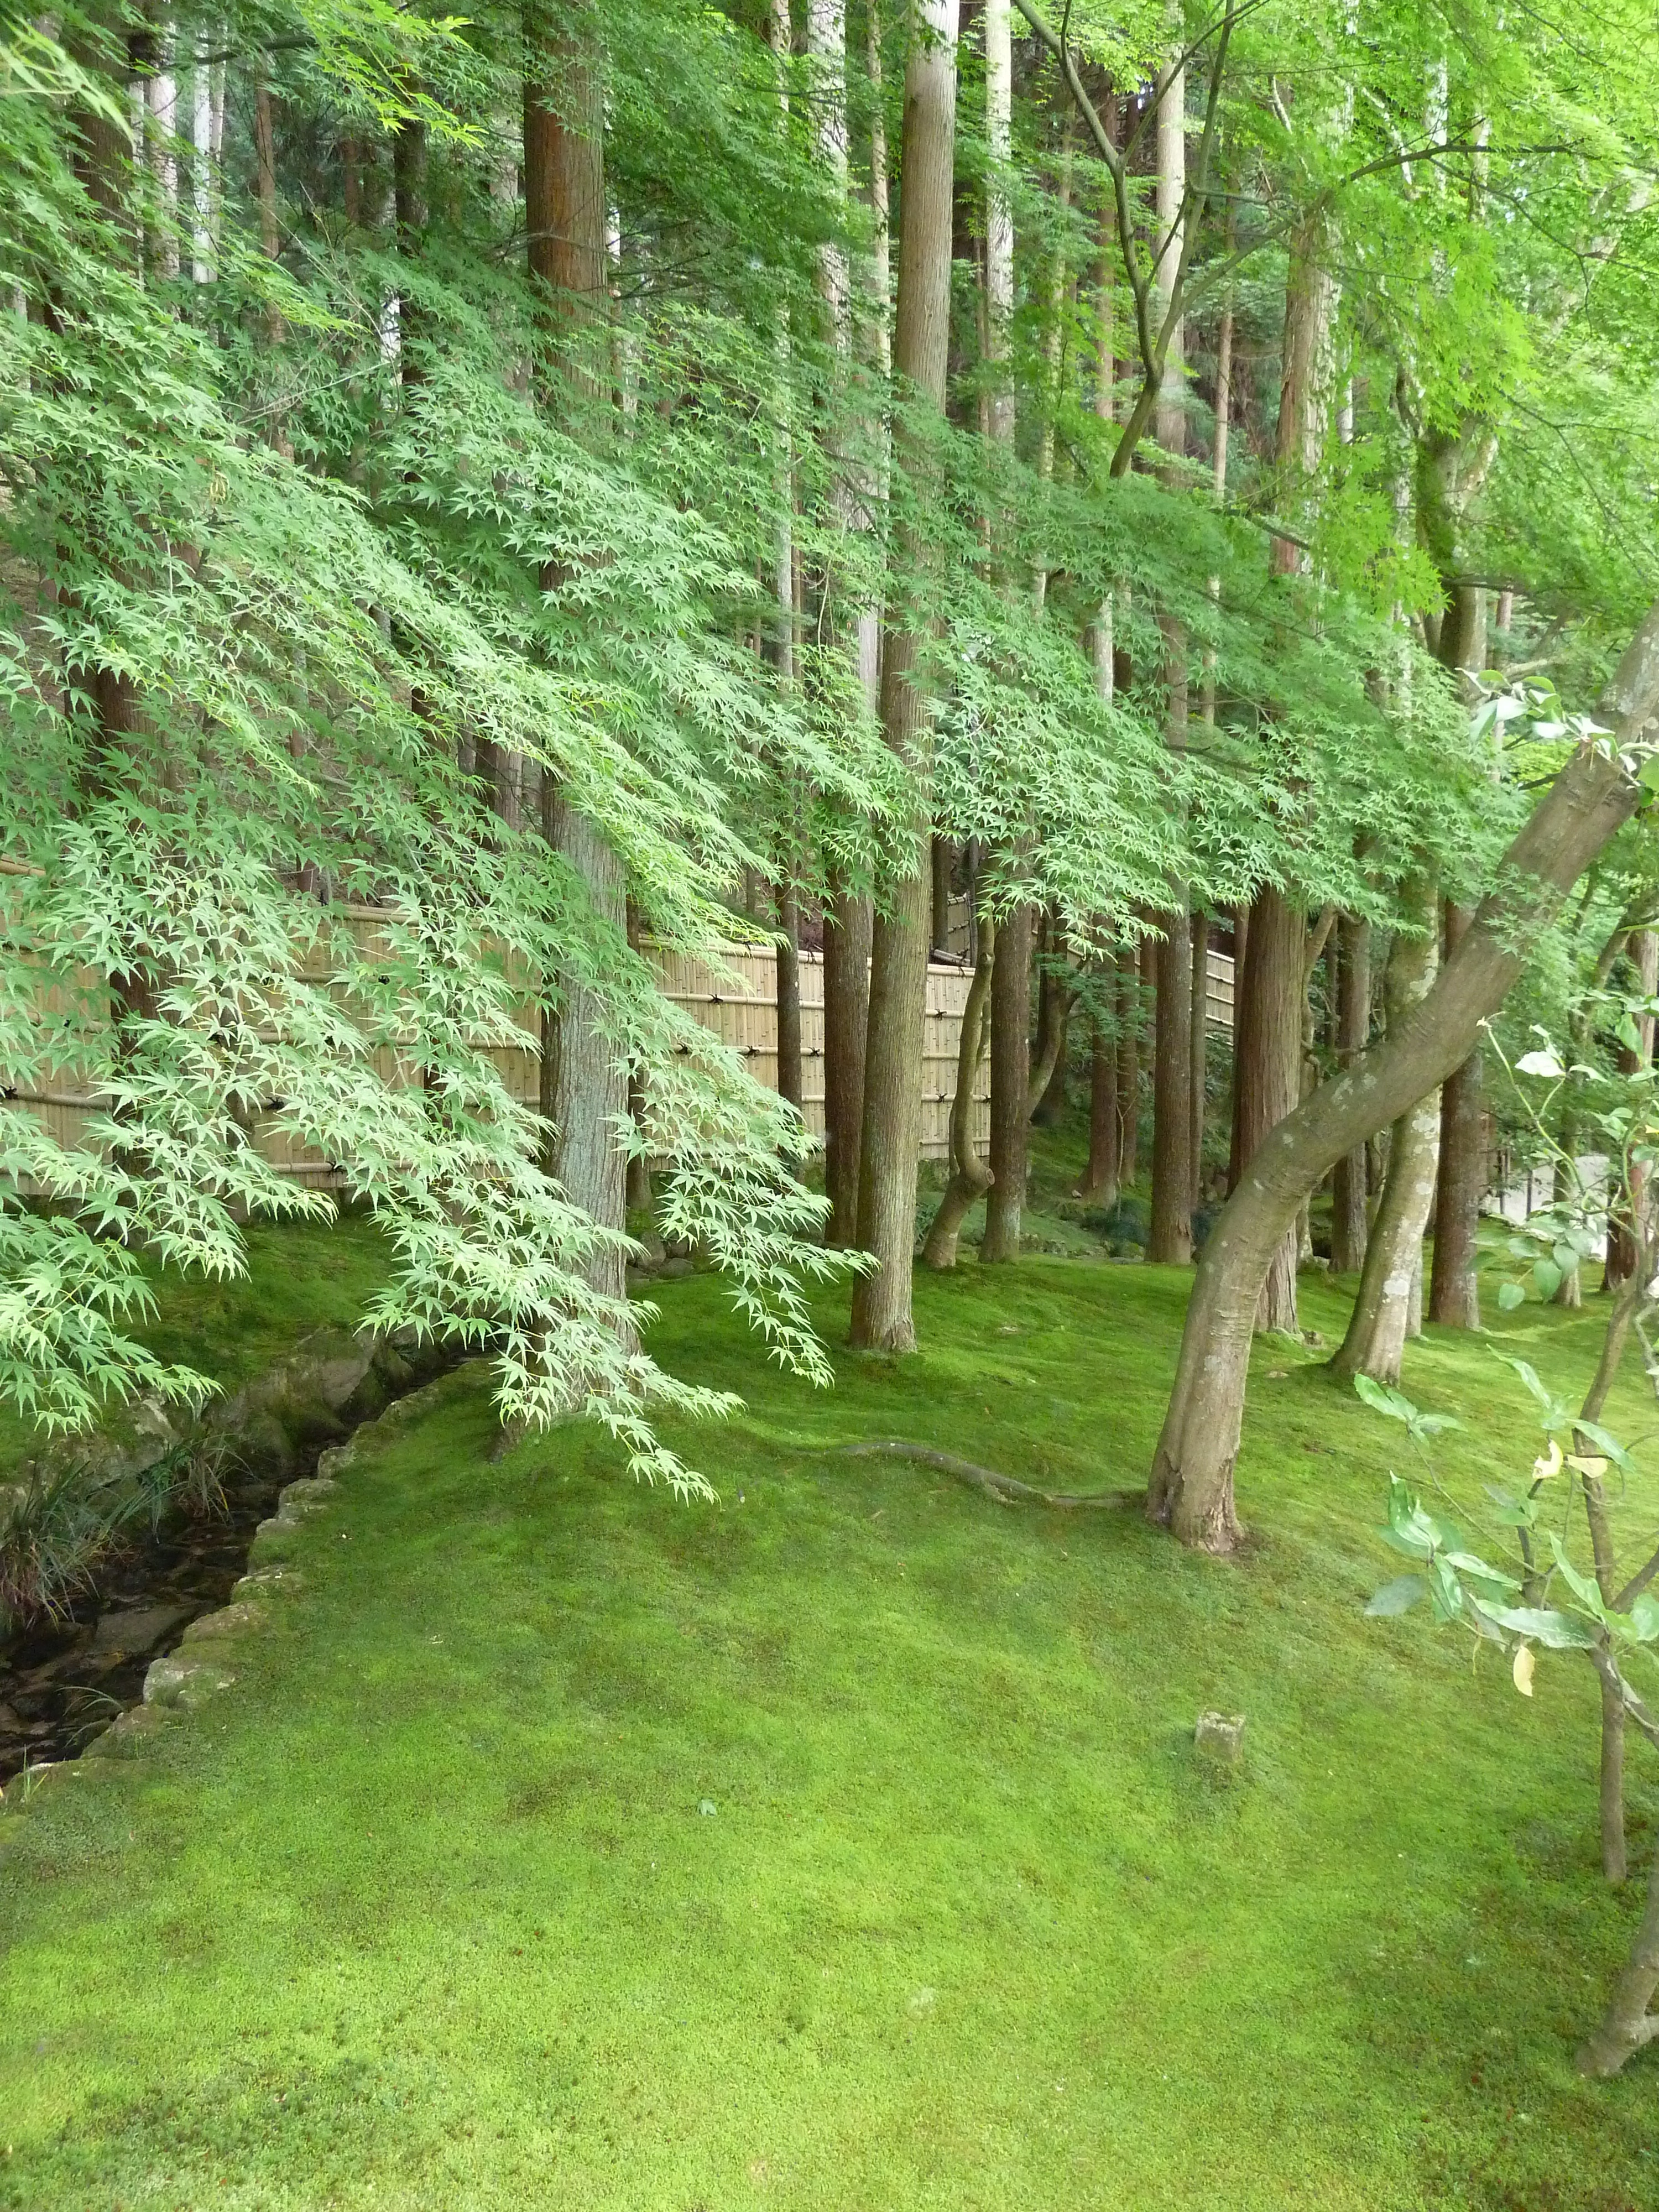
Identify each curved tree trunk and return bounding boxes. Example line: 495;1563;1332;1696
982;898;1032;1262
848;0;960;1353
1330;915;1371;1272
1144;628;1657;1550
923;915;995;1267
1330;877;1441;1384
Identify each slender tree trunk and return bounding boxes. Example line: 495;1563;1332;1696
1604;930;1658;1290
849;0;961;1353
982;898;1032;1261
776;880;803;1116
524;2;629;1321
1329;879;1442;1384
1428;899;1484;1325
1576;1833;1659;2076
1229;887;1303;1329
1190;914;1209;1207
930;834;953;954
1032;920;1070;1123
1331;915;1371;1272
818;0;873;1251
1119;939;1146;1187
1145;606;1659;1550
1426;583;1490;1327
1079;985;1120;1204
923;915;995;1267
1146;55;1191;1263
823;888;871;1245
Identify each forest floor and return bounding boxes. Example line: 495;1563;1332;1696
3;1168;1658;2208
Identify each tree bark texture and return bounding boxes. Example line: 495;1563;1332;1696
1079;993;1120;1203
1428;902;1483;1327
982;899;1032;1262
1190;914;1208;1207
1328;879;1442;1386
1603;929;1658;1291
823;887;871;1245
1331;915;1371;1272
775;880;803;1117
1120;940;1147;1186
1144;607;1659;1552
1230;888;1303;1330
1577;1832;1659;2075
524;2;628;1321
848;0;959;1353
922;914;995;1267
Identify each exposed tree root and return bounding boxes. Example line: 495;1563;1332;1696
827;1440;1141;1512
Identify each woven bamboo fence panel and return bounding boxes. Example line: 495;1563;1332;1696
2;904;988;1180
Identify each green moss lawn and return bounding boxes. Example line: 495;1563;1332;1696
3;1250;1658;2208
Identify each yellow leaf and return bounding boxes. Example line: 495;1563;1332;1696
1567;1454;1609;1480
1532;1439;1564;1483
1512;1645;1536;1698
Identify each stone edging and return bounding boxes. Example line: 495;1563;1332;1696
0;1359;462;1835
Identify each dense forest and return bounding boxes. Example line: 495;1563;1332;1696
11;0;1659;2134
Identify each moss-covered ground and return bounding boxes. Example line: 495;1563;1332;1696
3;1216;1658;2207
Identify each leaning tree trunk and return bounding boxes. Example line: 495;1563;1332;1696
1330;914;1371;1272
848;0;960;1353
1145;606;1659;1550
775;878;803;1119
923;914;995;1267
1230;887;1303;1332
981;897;1032;1262
1330;876;1441;1385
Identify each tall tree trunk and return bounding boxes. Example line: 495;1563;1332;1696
1331;914;1371;1272
1230;887;1303;1329
775;880;803;1117
1428;898;1484;1326
1329;878;1441;1384
931;834;953;953
1603;929;1659;1290
1031;916;1069;1123
923;914;995;1267
1079;983;1120;1204
981;898;1032;1261
1146;55;1191;1263
524;2;628;1319
1190;914;1208;1207
817;0;873;1251
848;0;961;1352
1144;602;1659;1551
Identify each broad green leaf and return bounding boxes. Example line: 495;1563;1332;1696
1494;1352;1552;1408
1481;1604;1598;1650
1531;1260;1562;1299
1496;1280;1526;1312
1572;1420;1632;1475
1549;1539;1609;1621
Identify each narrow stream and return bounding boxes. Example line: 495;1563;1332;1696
0;1345;453;1784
